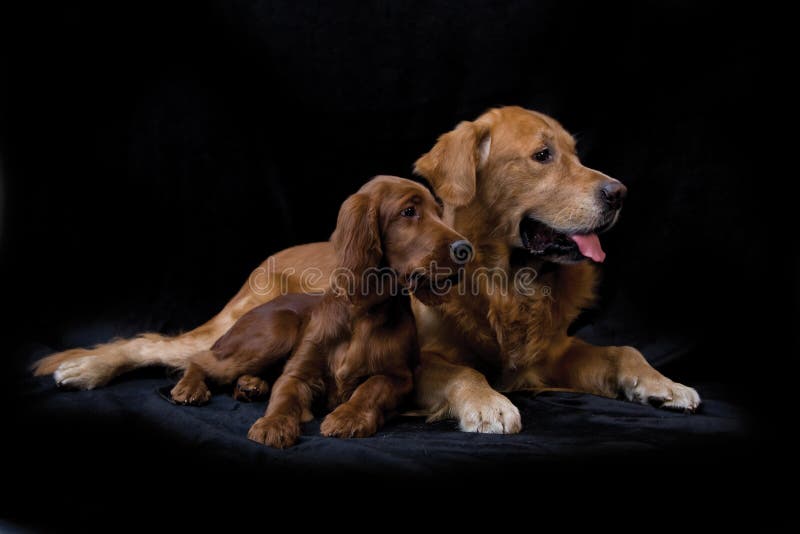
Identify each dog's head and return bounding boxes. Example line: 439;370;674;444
330;175;473;304
415;106;626;264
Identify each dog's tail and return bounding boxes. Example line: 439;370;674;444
33;319;230;390
32;248;326;390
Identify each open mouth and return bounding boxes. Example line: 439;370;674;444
519;217;610;263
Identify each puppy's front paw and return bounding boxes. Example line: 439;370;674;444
170;380;211;406
456;390;521;434
320;404;379;438
233;375;270;402
248;415;300;448
620;374;701;413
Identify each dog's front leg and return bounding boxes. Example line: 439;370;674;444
544;338;701;412
320;371;413;438
415;351;521;434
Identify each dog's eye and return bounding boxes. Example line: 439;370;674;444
401;207;417;218
533;147;552;163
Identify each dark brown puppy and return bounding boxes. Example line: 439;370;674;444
170;176;471;448
168;294;318;406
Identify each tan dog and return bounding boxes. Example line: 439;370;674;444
35;106;699;433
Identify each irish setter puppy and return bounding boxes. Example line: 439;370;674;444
169;176;472;448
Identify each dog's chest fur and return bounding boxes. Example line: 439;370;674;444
327;297;417;405
441;261;598;370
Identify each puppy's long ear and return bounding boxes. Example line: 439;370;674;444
414;120;490;207
330;192;382;299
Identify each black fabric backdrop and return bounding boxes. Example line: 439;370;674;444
0;0;789;526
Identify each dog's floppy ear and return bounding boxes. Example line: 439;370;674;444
414;120;490;207
330;192;382;299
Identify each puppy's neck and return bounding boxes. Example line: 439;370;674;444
348;291;406;316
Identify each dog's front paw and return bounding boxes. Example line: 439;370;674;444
320;404;379;438
233;375;270;402
170;380;211;406
248;415;300;448
620;374;701;412
455;390;521;434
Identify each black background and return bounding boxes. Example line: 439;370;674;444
0;0;789;525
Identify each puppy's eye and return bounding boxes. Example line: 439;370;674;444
401;207;417;217
533;147;552;163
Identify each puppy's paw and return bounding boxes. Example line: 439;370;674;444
170;380;211;406
456;390;521;434
320;404;379;438
620;374;701;413
233;375;270;402
248;415;300;448
53;356;119;390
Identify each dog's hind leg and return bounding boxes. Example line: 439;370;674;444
233;375;270;402
170;361;212;405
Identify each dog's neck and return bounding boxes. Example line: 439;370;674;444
348;292;411;324
350;291;390;312
508;248;559;275
343;270;410;317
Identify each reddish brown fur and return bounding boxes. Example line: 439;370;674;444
171;176;469;447
233;375;270;402
168;293;317;404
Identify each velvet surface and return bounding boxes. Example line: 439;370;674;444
1;0;781;526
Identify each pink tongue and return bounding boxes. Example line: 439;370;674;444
569;233;606;263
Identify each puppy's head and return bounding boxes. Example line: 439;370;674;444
330;175;472;304
415;106;626;264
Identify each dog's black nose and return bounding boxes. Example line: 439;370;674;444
449;240;474;264
599;181;627;210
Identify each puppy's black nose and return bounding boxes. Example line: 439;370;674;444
599;181;627;210
449;240;474;264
